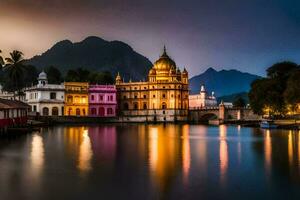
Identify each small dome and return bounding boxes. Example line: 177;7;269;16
149;68;156;75
38;71;47;80
182;68;188;74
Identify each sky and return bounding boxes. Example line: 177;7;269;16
1;0;300;77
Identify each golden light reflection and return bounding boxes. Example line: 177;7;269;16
219;125;228;185
264;130;272;174
31;133;44;174
288;131;293;167
149;127;158;171
182;124;190;185
148;125;180;194
78;129;93;173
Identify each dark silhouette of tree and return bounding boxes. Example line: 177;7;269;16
89;71;114;84
249;61;299;116
3;50;26;98
45;66;62;84
233;97;246;108
284;69;300;112
65;68;90;82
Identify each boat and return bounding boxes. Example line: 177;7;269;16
260;120;278;129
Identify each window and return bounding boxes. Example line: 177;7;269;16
99;95;103;101
143;95;147;99
33;105;37;112
91;108;97;115
171;94;174;98
50;92;56;100
52;107;59;116
134;95;137;99
67;96;73;103
107;108;113;115
162;103;167;110
91;95;95;101
162;94;166;98
163;86;165;89
123;96;127;99
153;95;155;98
42;107;49;116
123;103;129;110
110;95;113;101
143;103;147;109
134;103;138;110
144;87;147;89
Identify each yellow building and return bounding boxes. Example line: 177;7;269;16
115;47;189;122
64;82;89;116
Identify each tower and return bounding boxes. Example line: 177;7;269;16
37;71;48;86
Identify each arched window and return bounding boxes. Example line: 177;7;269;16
91;108;97;115
75;96;80;103
42;107;49;116
52;107;59;116
67;96;73;103
82;109;86;116
162;103;167;110
134;103;138;110
143;103;147;109
76;108;80;116
68;108;72;115
107;108;113;115
99;107;105;116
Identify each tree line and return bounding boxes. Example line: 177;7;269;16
0;49;114;94
249;61;300;116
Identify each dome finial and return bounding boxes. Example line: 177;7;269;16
162;45;167;57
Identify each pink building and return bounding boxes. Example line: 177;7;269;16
88;85;117;117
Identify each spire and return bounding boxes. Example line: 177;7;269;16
161;45;167;57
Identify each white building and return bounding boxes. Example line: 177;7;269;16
0;84;26;102
25;71;65;116
189;84;217;109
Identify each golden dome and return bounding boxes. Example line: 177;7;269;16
153;46;176;72
149;68;156;75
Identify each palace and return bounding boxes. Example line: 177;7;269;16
189;84;217;109
115;47;189;122
25;71;65;116
64;82;89;116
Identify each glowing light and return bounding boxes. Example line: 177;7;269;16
288;131;293;166
31;134;44;172
264;130;272;174
149;127;158;171
182;125;190;185
219;125;228;185
78;129;93;173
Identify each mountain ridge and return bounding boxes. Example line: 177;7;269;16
26;36;152;81
189;67;261;97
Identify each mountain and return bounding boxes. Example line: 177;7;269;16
189;67;261;96
26;36;152;81
217;92;249;104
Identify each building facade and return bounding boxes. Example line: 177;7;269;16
115;47;189;122
0;84;26;102
189;84;217;109
0;99;30;132
25;72;65;116
64;82;89;116
88;85;117;117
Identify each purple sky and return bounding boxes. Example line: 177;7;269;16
1;0;300;76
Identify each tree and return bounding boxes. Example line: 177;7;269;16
3;50;26;97
233;97;246;108
267;61;299;79
89;71;114;84
249;78;285;115
284;69;300;112
45;66;62;84
65;68;90;82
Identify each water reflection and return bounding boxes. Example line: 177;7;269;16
219;125;228;185
182;124;190;185
78;129;93;173
2;125;300;199
264;130;272;175
31;133;44;176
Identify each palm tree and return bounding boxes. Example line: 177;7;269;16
4;50;25;99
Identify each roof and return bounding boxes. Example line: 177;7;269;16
0;98;30;109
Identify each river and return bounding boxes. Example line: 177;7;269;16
0;124;299;199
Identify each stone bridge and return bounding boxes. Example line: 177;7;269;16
188;104;260;123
